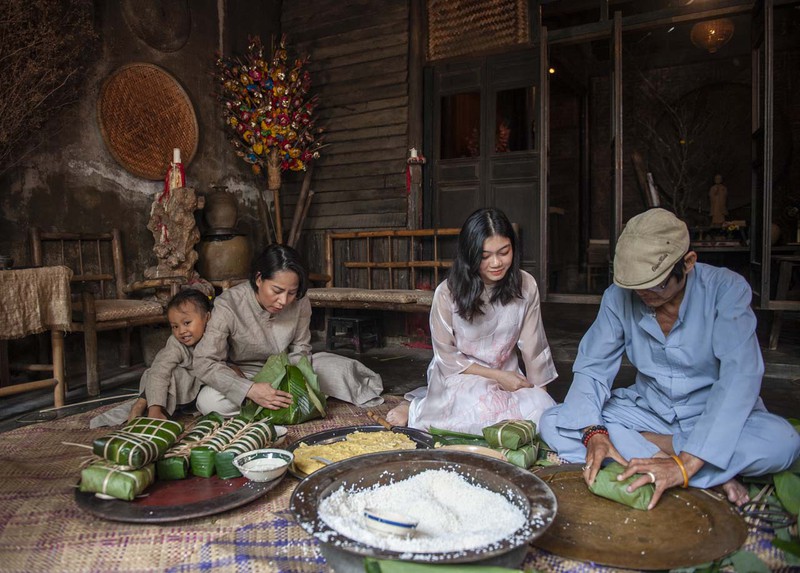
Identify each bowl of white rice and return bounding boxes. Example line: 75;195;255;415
289;449;557;572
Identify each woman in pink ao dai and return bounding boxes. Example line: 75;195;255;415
388;208;557;435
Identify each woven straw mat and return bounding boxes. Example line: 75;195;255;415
0;397;793;572
97;63;198;180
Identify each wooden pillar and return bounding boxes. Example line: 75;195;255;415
407;0;425;229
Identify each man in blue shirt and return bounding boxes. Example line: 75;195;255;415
539;208;800;510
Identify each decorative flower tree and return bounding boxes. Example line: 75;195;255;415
216;35;323;244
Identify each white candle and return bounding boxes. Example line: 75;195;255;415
409;148;418;159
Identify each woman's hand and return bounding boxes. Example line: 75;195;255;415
493;370;533;392
582;432;626;487
463;363;532;392
245;383;294;410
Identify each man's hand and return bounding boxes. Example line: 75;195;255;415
245;383;293;410
619;453;703;510
493;370;533;392
582;432;626;487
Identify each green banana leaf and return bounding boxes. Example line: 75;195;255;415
156;456;189;480
181;412;225;443
241;354;326;424
588;461;654;511
482;420;536;450
80;461;155;501
204;416;250;451
214;419;278;479
774;470;800;516
428;427;485;439
428;426;488;447
156;412;226;480
497;443;538;469
190;446;217;478
363;558;522;572
92;417;183;468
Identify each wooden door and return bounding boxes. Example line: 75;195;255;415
430;48;541;276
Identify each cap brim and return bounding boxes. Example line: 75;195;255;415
612;232;686;290
613;261;675;290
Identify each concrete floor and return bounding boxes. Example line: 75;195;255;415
1;303;798;432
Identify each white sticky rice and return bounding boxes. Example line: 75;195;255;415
316;469;529;554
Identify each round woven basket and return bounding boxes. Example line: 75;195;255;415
97;63;198;180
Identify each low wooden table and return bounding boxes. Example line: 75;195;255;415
0;265;73;407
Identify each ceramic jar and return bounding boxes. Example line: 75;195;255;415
204;185;238;230
197;232;251;281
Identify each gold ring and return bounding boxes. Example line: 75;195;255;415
646;471;656;484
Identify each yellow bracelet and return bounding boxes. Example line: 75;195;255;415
671;455;689;488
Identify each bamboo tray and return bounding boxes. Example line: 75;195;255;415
97;63;198;180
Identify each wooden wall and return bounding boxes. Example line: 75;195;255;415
281;0;412;272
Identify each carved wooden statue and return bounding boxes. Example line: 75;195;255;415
144;187;212;300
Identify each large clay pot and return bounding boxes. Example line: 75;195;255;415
197;232;251;281
204;185;238;230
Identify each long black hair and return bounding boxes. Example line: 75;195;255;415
447;208;522;321
249;243;308;299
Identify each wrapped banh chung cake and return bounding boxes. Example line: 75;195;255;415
482;419;537;450
189;416;278;478
92;417;184;468
156;412;225;480
589;461;655;510
79;461;156;501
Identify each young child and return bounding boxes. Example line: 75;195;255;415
127;289;212;421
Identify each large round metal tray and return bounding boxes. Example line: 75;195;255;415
75;473;284;523
285;424;435;479
532;464;748;570
75;428;290;523
290;449;557;572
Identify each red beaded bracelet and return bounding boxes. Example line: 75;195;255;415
581;425;609;447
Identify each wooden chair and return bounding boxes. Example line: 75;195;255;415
30;228;183;396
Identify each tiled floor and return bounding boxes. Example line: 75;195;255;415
1;304;798;432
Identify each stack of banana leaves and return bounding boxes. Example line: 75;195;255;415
242;353;326;425
80;417;184;501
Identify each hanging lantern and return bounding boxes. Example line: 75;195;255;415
690;18;735;53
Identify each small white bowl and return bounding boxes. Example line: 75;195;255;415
363;507;419;537
233;448;293;482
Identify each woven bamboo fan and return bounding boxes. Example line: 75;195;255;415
427;0;530;61
97;63;198;180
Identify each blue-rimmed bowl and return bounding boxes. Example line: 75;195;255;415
233;448;293;482
363;507;419;536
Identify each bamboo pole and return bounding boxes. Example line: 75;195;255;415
267;149;284;243
290;189;315;247
288;163;315;247
257;191;273;245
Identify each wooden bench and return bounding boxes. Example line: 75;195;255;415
306;228;460;312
